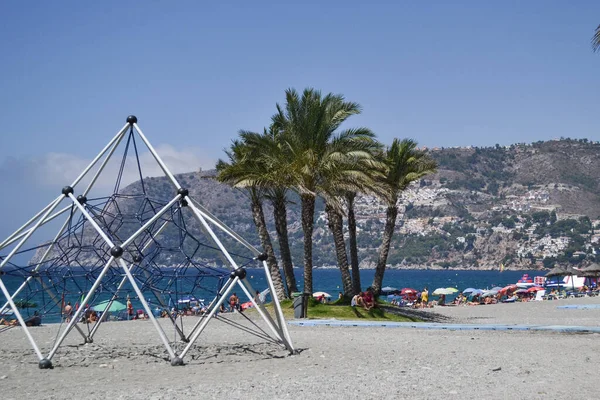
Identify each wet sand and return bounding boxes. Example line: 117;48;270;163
1;296;599;399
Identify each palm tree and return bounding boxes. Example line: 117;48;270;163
345;191;361;294
371;139;437;294
272;88;377;295
239;127;298;295
593;24;600;52
215;139;287;300
321;145;383;297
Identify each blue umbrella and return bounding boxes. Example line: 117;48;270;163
462;288;477;294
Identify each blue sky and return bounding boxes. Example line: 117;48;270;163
0;1;599;239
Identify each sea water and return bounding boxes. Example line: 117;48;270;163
1;268;539;323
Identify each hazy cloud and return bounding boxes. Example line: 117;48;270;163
0;144;216;194
0;144;216;240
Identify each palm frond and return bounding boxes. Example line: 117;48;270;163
593;24;600;52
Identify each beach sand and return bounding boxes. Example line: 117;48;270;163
1;297;599;400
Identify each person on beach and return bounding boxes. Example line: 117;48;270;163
421;287;429;308
0;318;18;326
351;292;364;308
229;293;239;312
64;301;73;322
127;297;133;319
362;288;375;311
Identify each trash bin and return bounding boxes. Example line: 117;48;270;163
293;293;309;318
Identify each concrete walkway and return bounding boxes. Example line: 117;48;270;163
288;319;600;333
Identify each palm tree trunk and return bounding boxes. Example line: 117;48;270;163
301;194;315;294
325;203;353;296
272;194;298;294
250;196;286;300
372;203;398;295
346;193;361;295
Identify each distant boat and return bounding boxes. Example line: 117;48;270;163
516;274;535;288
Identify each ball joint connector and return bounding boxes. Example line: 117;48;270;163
61;186;74;197
170;357;184;366
38;359;53;369
229;268;247;280
133;254;143;263
110;246;124;258
256;253;268;261
126;115;137;124
76;195;87;205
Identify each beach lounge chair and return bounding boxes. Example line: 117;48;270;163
534;290;545;301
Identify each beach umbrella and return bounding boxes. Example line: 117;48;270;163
462;288;477;294
482;289;499;297
545;266;566;278
578;263;600;284
582;263;600;274
490;287;503;292
381;286;398;293
432;288;454;296
514;289;528;294
561;266;580;291
545;267;567;287
499;284;518;295
400;288;418;295
445;287;458;293
469;289;484;296
92;300;126;313
312;291;332;298
581;263;600;287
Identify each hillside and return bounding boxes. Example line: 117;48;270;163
31;139;600;271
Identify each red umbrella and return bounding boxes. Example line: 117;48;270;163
499;284;518;294
527;286;544;292
401;288;418;295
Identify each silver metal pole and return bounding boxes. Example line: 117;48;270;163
0;278;44;360
120;195;182;249
47;257;117;360
0;190;64;360
179;277;240;360
132;123;182;190
185;198;240;270
82;126;128;196
0;200;57;250
236;278;285;343
88;220;177;340
0;122;129;345
0;195;64;271
116;258;177;360
67;193;115;246
185;277;235;339
0;205;74;316
189;198;261;256
0;123;127;251
258;260;294;352
68;123;130;189
0;205;71;252
183;197;293;350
